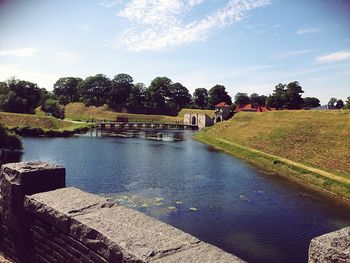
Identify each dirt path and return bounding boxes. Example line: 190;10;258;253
216;137;350;185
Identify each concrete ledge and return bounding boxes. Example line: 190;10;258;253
308;227;350;263
25;187;245;263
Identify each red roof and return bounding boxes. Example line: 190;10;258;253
215;102;231;108
235;104;271;112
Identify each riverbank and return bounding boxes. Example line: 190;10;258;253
194;110;350;200
0;112;91;137
63;102;183;123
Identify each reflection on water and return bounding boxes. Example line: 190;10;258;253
20;130;350;263
86;128;186;142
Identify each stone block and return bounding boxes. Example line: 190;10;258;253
308;227;350;263
0;161;65;233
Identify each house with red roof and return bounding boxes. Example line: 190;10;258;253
235;104;271;113
214;102;232;123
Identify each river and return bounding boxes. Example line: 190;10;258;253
20;129;350;263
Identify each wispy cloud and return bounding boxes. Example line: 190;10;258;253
0;47;38;58
114;0;271;51
316;50;350;63
296;27;321;35
272;50;313;60
100;0;120;8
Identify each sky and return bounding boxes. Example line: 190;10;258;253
0;0;349;104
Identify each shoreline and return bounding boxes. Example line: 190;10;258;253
193;131;350;203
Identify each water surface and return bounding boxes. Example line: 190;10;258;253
21;129;350;263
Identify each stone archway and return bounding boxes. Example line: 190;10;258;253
216;116;222;122
192;116;197;125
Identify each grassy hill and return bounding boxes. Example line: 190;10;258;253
64;102;182;123
0;112;89;136
194;110;350;199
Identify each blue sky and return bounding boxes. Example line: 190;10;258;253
0;0;349;104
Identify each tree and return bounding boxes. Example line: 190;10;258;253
41;99;65;119
257;95;267;106
208;85;232;108
285;81;304;109
53;77;82;103
0;124;22;151
0;78;41;114
303;97;320;108
109;73;133;107
147;77;172;108
345;96;350;109
193;88;209;109
266;83;287;109
234;93;250;106
77;74;112;106
336;99;344;109
129;83;146;107
328;98;337;108
249;93;259;107
168;82;191;110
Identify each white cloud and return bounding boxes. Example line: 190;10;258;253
316;51;350;63
296;27;321;35
0;47;38;58
114;0;270;51
272;50;313;60
100;0;121;8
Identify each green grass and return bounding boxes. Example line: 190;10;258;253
0;112;91;136
64;102;182;123
194;110;350;200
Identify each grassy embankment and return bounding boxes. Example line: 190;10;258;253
63;102;183;123
0;112;91;137
194;110;350;200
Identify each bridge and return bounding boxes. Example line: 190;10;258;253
96;121;198;130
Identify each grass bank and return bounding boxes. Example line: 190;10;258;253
194;110;350;200
64;102;182;123
0;112;91;137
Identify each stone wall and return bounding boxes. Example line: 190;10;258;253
0;162;244;263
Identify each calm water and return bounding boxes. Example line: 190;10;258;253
21;129;350;263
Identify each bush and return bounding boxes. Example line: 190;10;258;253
41;99;65;119
0;124;22;151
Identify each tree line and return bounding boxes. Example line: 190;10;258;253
0;75;349;119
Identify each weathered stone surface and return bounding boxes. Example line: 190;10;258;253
0;161;65;232
308;227;350;263
151;243;245;263
25;187;243;262
24;187;112;233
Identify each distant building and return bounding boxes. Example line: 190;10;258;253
235;104;271;113
214;102;232;123
183;113;214;129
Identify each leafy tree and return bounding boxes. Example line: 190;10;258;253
193;88;209;109
0;78;41;114
78;74;112;106
249;93;259;107
109;73;133;107
234;93;250;106
303;97;320;108
53;77;82;103
345;96;350;109
41;99;65;119
129;83;146;107
266;83;287;109
284;81;304;109
168;82;191;110
336;99;344;109
147;77;172;108
328;98;337;108
257;95;267;106
58;95;68;105
208;85;232;108
0;124;22;151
